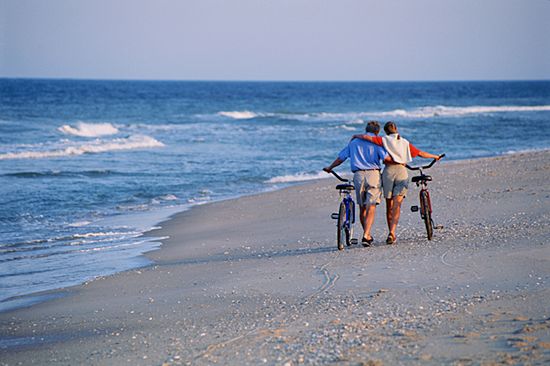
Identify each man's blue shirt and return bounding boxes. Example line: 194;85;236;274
338;133;387;171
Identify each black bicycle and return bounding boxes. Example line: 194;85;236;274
406;154;445;240
327;171;357;250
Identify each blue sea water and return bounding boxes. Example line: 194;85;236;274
1;79;549;311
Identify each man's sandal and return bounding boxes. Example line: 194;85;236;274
386;233;396;245
362;236;374;247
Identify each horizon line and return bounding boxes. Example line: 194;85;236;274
1;76;549;83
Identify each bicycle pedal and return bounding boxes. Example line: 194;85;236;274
411;205;419;212
435;225;444;230
330;213;339;219
350;238;358;245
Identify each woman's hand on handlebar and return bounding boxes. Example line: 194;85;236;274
323;167;332;173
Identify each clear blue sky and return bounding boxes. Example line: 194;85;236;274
1;0;549;81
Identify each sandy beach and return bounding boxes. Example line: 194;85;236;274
1;150;549;365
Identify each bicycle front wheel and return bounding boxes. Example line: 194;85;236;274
345;200;354;246
337;202;346;250
420;191;433;240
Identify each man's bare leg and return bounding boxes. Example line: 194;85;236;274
363;204;376;240
359;205;367;232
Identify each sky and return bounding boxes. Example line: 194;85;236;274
1;0;549;81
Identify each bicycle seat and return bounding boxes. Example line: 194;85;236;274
336;184;355;191
411;175;432;183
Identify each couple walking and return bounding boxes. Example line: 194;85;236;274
323;121;441;246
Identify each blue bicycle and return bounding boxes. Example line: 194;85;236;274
328;171;357;250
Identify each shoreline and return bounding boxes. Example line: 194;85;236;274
1;150;549;365
0;147;550;314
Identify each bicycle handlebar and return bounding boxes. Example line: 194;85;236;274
406;153;445;171
327;170;348;182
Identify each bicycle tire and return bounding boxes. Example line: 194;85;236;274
337;202;346;250
345;200;354;246
420;191;433;240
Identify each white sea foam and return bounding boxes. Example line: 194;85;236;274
73;231;137;239
123;123;200;132
266;171;329;184
214;105;550;122
58;122;119;137
67;221;92;228
312;105;550;120
186;188;213;204
159;194;178;201
218;111;259;119
151;194;179;205
187;197;212;204
115;204;150;211
339;125;357;131
504;147;550;155
375;105;550;119
0;135;164;160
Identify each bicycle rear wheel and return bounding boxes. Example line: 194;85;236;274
337;202;346;250
420;191;433;240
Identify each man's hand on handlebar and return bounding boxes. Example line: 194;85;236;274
323;167;332;173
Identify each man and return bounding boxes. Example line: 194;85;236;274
323;121;389;246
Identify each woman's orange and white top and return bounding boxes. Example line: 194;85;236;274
368;134;421;163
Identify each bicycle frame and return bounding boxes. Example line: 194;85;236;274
328;171;356;249
330;192;354;222
419;184;432;219
413;169;432;220
329;171;355;226
342;192;355;228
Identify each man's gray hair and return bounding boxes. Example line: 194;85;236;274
365;121;381;134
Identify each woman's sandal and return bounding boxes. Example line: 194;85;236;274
362;236;374;247
386;233;396;245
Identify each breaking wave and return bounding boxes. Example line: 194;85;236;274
0;135;164;160
265;171;329;184
218;111;260;119
374;105;550;119
58;122;119;137
339;125;357;131
216;105;550;122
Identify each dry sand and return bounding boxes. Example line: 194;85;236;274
1;151;549;365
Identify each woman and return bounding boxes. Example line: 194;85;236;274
352;121;442;244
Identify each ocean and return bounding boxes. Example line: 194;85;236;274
1;79;549;311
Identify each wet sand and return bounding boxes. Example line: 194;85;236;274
1;151;549;365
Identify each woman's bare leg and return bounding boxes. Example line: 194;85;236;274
385;198;393;232
389;195;405;238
